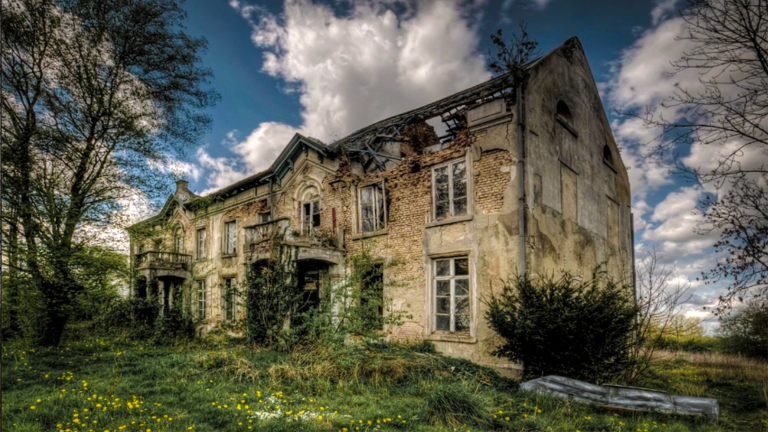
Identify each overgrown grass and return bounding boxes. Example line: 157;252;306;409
2;338;766;431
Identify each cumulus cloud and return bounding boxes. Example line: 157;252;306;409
212;0;491;189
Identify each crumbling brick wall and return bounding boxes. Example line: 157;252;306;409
474;149;513;215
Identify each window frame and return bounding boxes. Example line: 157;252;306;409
432;256;471;334
223;277;236;321
174;232;184;254
196;228;206;260
197;279;206;320
301;200;320;235
357;181;387;234
223;220;237;255
431;154;471;222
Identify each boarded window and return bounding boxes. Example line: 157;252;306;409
197;279;206;320
359;183;386;233
197;229;206;259
434;256;470;334
561;163;578;221
224;221;237;254
432;158;468;220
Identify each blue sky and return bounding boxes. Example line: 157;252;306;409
146;0;731;330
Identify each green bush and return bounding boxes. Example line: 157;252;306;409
484;270;638;383
719;303;768;360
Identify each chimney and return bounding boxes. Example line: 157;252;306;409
175;179;192;201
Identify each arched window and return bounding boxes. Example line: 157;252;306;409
556;100;572;120
603;144;614;167
174;225;184;253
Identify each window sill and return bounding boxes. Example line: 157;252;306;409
603;159;617;174
425;214;472;228
194;258;208;263
429;333;477;344
352;229;388;240
220;253;238;259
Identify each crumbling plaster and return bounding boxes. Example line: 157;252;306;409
128;37;633;373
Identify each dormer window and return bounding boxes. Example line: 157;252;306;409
302;201;320;235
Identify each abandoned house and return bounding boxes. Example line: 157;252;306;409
128;37;633;371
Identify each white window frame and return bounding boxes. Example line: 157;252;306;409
301;200;320;236
431;154;471;221
197;279;206;320
196;228;206;260
357;181;387;233
432;256;471;334
223;220;237;255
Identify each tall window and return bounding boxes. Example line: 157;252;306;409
359;183;386;233
223;278;235;321
197;279;206;320
301;201;320;235
224;221;237;255
197;229;206;259
433;159;468;220
434;256;470;333
175;233;183;253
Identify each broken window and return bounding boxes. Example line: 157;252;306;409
302;200;320;235
432;158;469;220
223;221;237;255
434;256;470;334
223;278;235;321
358;182;386;233
197;228;206;259
197;279;206;320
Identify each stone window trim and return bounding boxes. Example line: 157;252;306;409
355;180;387;235
426;252;474;339
301;200;321;236
222;219;238;257
430;153;473;223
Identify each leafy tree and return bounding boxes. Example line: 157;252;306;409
719;301;768;359
697;174;768;315
1;0;217;345
484;270;638;383
634;0;768;312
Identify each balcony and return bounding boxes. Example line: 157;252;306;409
244;218;291;249
135;251;192;271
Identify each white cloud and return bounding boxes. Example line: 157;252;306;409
217;0;491;187
651;0;679;26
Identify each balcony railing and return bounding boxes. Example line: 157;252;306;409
135;251;191;271
244;218;290;247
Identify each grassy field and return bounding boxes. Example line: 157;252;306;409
2;339;766;432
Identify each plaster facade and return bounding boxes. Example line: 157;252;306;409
128;38;633;373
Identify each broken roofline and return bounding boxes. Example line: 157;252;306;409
184;37;579;202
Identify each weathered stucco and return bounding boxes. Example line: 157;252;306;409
129;37;633;374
